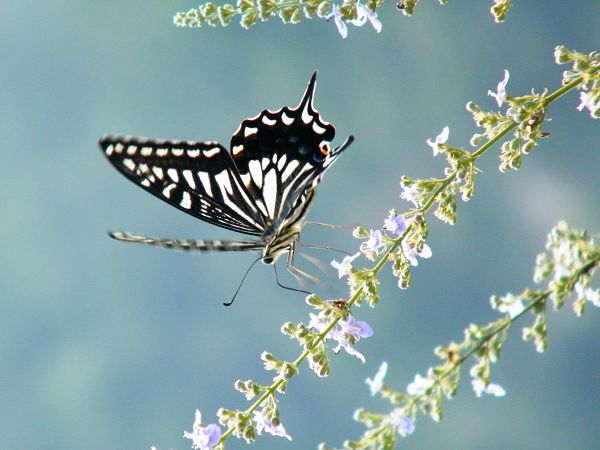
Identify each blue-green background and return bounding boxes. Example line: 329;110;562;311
1;1;599;449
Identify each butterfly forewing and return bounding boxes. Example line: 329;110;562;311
99;136;265;235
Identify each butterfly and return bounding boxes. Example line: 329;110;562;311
99;71;354;283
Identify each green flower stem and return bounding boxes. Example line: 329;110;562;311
218;70;589;447
417;254;600;406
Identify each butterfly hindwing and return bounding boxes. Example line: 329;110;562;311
99;136;265;235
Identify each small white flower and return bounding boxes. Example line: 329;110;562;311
308;310;329;333
495;296;525;319
406;373;434;396
487;69;510;107
575;282;600;307
472;379;506;398
400;183;421;207
576;91;600;117
253;409;292;441
331;252;360;278
365;361;388;395
350;4;382;33
328;4;348;38
402;242;432;267
426;126;449;156
389;409;416;436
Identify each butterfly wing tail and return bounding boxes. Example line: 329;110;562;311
108;231;264;252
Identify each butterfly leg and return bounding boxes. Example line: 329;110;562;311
304;221;359;229
285;242;322;285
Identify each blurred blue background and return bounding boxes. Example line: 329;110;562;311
1;1;599;449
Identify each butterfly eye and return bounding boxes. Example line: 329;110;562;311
319;143;330;156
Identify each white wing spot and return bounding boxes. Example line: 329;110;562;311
187;149;200;158
215;170;257;225
277;153;287;171
312;122;327;134
301;105;313;124
152;167;164;179
203;147;220;158
183;170;196;189
249;160;263;188
281;112;294;125
156;148;168;157
181;191;192;209
261;157;269;170
115;143;124;153
105;145;114;156
198;172;213;196
232;145;244;155
272;154;278;164
215;171;233;194
167;168;179;183
162;183;176;199
262;116;276;126
262;169;278;218
141;179;151;187
244;127;258;138
172;148;184;157
281;159;299;182
141;146;153;156
254;199;268;217
123;158;136;171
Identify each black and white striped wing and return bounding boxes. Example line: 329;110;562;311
229;72;350;229
99;137;266;235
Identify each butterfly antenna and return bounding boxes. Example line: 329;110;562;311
223;256;262;306
273;264;313;296
298;242;352;255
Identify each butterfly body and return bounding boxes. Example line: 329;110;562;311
100;72;353;270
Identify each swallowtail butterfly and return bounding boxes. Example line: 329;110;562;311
99;72;353;278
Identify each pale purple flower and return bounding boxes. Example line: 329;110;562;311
472;379;506;398
576;91;600;117
389;409;416;436
365;361;388;395
426;126;449;156
402;242;432;267
406;373;434;396
331;252;360;278
328;5;348;38
350;4;382;33
383;210;407;236
331;315;373;363
340;315;373;340
253;409;292;441
575;282;600;307
361;229;383;253
183;410;222;450
487;69;510;107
